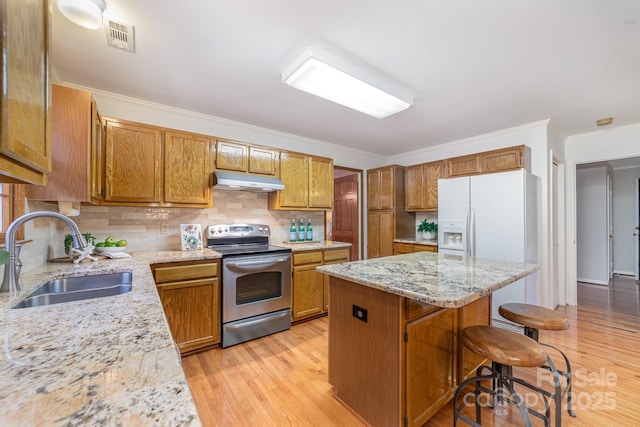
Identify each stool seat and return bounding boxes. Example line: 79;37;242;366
499;303;570;331
462;325;547;367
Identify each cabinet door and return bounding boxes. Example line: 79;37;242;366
157;277;220;354
378;167;394;209
164;130;213;206
277;151;309;208
458;296;491;381
367;170;380;210
309;156;333;209
90;100;103;202
292;263;324;320
424;161;443;210
104;120;162;203
480;145;527;173
394;242;414;255
367;211;380;258
0;0;49;184
405;164;424;211
26;85;92;201
405;308;458;426
379;210;395;257
248;146;278;176
215;140;248;172
445;154;481;178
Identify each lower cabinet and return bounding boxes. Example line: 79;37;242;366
394;242;438;254
292;247;350;322
152;259;220;354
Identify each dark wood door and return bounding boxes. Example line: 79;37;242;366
333;174;359;260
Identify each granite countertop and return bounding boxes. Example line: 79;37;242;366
394;238;438;246
317;252;538;308
277;240;352;251
0;249;221;426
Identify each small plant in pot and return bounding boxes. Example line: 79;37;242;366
418;219;437;240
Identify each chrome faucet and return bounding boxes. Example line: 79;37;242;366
1;211;88;293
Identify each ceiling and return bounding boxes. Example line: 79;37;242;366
51;0;640;157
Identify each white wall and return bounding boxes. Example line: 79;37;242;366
565;122;640;304
576;166;610;284
612;166;640;275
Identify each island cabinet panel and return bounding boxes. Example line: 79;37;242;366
163;130;213;206
405;308;458;426
329;277;403;427
0;0;50;185
104;119;163;203
458;295;491;381
153;260;220;355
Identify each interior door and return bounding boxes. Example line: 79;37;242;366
607;174;613;281
333;174;359;261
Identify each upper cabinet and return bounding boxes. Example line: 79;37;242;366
405;161;444;212
215;139;279;177
27;85;99;202
0;0;51;185
99;118;213;208
445;145;531;178
368;166;400;210
268;151;333;211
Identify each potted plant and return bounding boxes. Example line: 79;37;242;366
417;219;437;240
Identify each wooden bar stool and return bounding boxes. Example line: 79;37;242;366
499;303;576;426
453;325;552;427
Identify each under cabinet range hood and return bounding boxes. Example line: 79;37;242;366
212;171;285;192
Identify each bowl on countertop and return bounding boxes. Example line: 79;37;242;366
94;246;127;254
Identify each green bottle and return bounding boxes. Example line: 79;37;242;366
290;219;297;242
298;219;305;242
306;218;313;241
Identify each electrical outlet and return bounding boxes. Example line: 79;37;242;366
352;304;368;323
161;222;168;234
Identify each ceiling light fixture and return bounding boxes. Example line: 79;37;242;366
57;0;106;30
282;47;413;119
596;117;614;126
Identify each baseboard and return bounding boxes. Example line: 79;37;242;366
577;277;609;285
613;270;636;277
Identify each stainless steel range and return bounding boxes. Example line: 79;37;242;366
207;223;292;348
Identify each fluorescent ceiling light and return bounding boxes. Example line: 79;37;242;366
57;0;106;30
283;52;413;119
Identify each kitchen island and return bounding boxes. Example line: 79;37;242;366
0;250;221;426
317;251;538;427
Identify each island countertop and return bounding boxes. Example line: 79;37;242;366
316;251;538;308
0;249;221;426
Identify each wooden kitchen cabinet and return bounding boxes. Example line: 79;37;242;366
405;308;458;426
268;151;333;210
445;145;531;178
458;296;491;381
214;139;279;176
100;118;213;207
27;85;101;202
367;165;414;258
292;251;324;321
292;247;350;322
394;242;438;254
164;130;213;206
405;161;444;211
0;0;50;185
152;259;221;354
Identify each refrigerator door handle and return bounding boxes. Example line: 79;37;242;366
470;208;476;257
464;208;470;256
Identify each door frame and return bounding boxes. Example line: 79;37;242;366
635;178;640;280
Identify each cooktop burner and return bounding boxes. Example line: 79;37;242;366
206;223;291;257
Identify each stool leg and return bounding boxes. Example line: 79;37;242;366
542;342;577;418
500;375;535;427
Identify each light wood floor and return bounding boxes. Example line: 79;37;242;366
183;280;640;426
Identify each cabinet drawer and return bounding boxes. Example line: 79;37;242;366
394;243;414;254
413;244;437;253
154;262;218;284
293;251;323;266
324;248;349;263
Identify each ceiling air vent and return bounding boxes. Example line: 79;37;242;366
104;19;135;53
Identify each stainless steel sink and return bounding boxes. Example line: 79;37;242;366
13;272;133;309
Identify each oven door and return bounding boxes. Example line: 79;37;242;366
222;252;292;323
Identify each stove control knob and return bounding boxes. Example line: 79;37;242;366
217;228;223;233
258;227;263;232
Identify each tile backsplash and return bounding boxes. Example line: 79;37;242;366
19;191;325;273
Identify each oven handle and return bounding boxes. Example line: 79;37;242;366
225;258;290;267
224;310;289;329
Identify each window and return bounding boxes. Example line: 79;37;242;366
0;184;25;244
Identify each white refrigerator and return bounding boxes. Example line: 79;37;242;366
438;169;539;328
